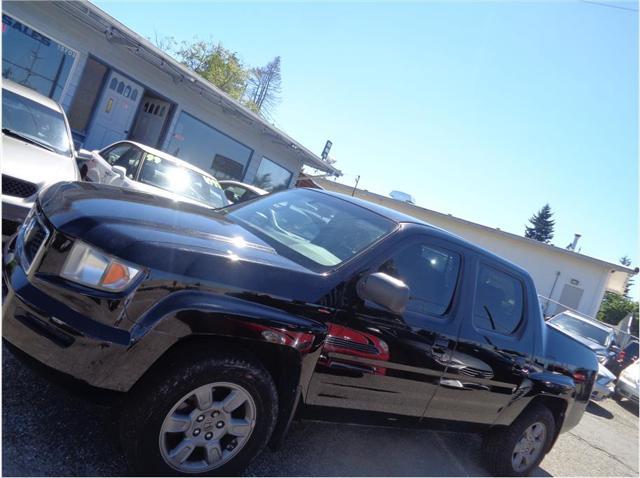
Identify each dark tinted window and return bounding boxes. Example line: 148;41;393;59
253;157;292;192
625;342;639;357
474;265;524;334
166;112;253;181
67;57;108;133
380;244;460;316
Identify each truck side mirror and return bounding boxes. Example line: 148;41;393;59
356;272;410;315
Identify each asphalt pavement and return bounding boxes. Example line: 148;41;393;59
2;347;638;476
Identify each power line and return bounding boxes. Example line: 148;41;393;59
580;0;639;12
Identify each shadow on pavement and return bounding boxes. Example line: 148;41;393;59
614;398;639;417
586;401;615;419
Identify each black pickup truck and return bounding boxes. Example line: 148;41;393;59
3;182;598;476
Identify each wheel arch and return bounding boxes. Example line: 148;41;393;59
127;332;309;450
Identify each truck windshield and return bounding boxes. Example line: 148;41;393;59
2;89;72;157
227;189;396;268
548;313;611;346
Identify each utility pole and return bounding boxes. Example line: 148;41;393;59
352;175;360;197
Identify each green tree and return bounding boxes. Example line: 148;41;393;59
153;36;281;116
176;39;248;101
620;255;634;299
597;292;639;326
524;204;555;243
244;56;282;118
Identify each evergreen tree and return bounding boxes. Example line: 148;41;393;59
620;255;634;299
524;204;555;243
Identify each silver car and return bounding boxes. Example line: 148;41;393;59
2;80;79;240
615;359;639;403
77;140;228;209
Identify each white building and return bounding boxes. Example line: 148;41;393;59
2;1;339;191
312;177;636;319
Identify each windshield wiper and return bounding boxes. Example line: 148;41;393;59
2;128;56;153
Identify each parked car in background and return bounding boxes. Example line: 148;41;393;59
2;80;79;240
614;359;639;403
77;141;228;209
4;185;599;477
219;179;268;204
546;310;618;400
547;311;617;363
606;340;639;377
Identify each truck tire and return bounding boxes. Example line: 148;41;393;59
119;352;278;476
482;403;555;477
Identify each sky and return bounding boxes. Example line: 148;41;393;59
96;0;638;268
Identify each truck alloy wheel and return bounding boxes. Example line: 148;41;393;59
159;382;257;473
511;422;547;473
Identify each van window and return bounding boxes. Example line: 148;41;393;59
379;243;461;316
474;265;524;334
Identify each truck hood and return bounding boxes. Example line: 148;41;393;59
2;135;79;186
38;182;333;302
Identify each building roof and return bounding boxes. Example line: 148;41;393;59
312;176;637;276
55;1;341;177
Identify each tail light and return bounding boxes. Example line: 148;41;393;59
573;371;588;383
617;350;626;363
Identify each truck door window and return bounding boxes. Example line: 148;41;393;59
379;243;460;316
474;265;524;335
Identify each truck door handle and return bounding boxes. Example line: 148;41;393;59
432;338;450;355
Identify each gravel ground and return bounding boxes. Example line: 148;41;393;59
2;346;638;476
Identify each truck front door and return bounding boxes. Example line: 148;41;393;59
306;235;467;418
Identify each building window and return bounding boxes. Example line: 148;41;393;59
253;157;292;192
67;57;108;133
116;81;124;94
474;265;524;335
379;244;460;316
124;85;131;98
109;78;117;90
166;112;253;181
2;14;76;101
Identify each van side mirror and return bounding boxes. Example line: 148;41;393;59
224;189;237;203
75;148;94;161
356;272;409;315
112;166;127;178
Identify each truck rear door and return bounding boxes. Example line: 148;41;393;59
424;257;536;424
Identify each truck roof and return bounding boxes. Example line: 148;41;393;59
310;188;532;279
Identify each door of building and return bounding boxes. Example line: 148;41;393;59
554;284;584;315
129;97;171;148
83;71;144;150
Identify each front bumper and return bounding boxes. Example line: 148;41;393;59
591;379;614;401
616;377;639;403
2;242;136;392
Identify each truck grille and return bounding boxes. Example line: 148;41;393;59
2;175;38;198
21;214;49;271
2;218;21;237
